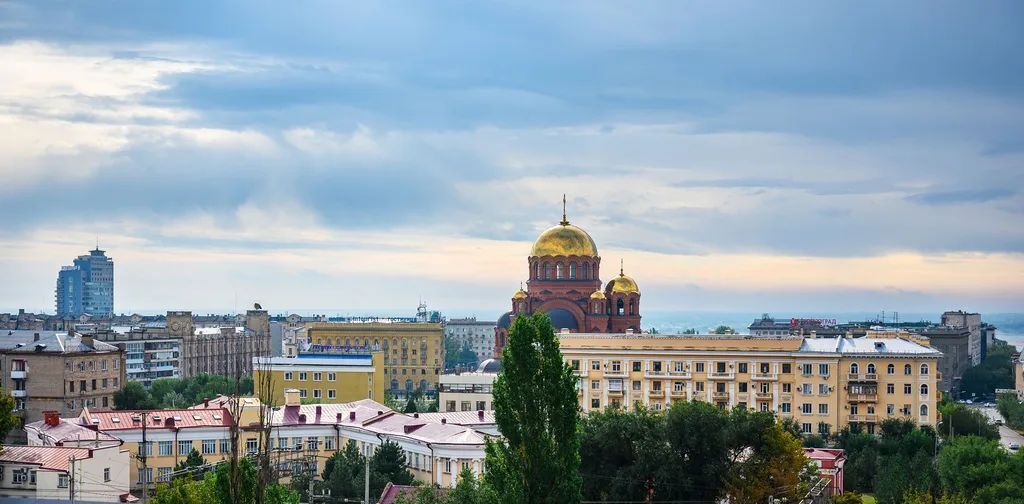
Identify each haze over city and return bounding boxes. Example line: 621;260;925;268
1;1;1022;315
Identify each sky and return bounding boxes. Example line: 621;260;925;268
0;1;1022;317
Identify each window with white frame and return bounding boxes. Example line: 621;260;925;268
178;440;192;455
202;439;216;455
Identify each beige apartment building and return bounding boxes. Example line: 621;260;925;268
561;334;941;436
0;331;125;441
169;310;272;378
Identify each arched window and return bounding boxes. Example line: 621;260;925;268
518;302;526;312
887;364;895;375
382;339;389;351
581;263;589;279
920;384;928;396
904;364;912;375
593;302;601;315
920;363;929;375
390;379;399;390
345;338;351;347
617;299;625;316
402;338;408;348
535;262;541;279
556;263;564;279
569;263;577;279
364;339;369;347
629;300;636;315
920;404;928;418
405;380;414;392
420;379;428;392
544;263;553;279
850;363;859;374
374;339;380;350
867;363;876;375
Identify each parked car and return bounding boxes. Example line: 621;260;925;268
995;419;1004;426
1009;443;1020;451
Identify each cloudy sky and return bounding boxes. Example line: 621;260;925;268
1;1;1022;317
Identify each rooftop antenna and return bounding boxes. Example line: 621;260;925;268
620;258;624;276
560;194;569;225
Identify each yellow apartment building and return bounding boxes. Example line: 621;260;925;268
305;322;445;399
253;353;386;406
560;334;942;436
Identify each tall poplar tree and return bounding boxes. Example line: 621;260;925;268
484;313;581;504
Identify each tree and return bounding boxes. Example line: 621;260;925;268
937;436;1023;502
960;341;1014;397
579;405;670;501
713;325;736;335
0;389;20;442
325;440;366;501
150;458;298;504
997;392;1024;430
938;399;999;441
724;422;810;504
836;426;879;493
114;381;157;409
174;449;208;480
485;313;581;504
370;440;415;498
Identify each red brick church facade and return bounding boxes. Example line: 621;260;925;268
494;204;642;356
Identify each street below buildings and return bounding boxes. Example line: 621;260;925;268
966;404;1024;451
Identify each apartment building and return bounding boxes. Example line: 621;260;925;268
438;359;500;413
252;353;386;406
88;323;182;388
0;331;125;442
169;310;272;378
941;310;982;365
444;318;496;365
919;326;971;395
560;334;941;436
0;443;130;502
306;322;444;399
37;392;488;493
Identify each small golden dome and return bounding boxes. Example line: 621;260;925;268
512;287;528;300
589;290;606;300
530;224;598;257
606;273;640;295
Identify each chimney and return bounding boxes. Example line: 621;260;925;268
203;398;209;408
43;411;60;427
315;406;322;417
413;413;419;418
81;334;94;348
298;414;306;424
349;411;356;421
33;333;40;342
441;418;446;424
478;410;484;420
284;389;300;407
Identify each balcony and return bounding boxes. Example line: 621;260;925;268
668;370;692;379
670;388;686;397
648;389;665;397
755;391;773;401
780;393;793;401
10;370;26;379
849;393;878;402
849;373;877;382
752;372;778;381
11;390;27;398
690;392;707;402
709;371;734;380
848;414;877;423
604;369;626;378
712;391;730;401
607;388;624;396
644;370;667;379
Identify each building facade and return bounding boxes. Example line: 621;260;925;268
438;359;500;413
253;353;386;406
171;310;272;378
87;323;182;388
560;334;941;436
0;443;130;502
920;326;970;395
941;310;982;365
444;318;496;365
55;248;114;318
305;322;444;399
495;202;643;356
0;331;125;442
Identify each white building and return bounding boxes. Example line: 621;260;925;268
444;318;496;363
0;444;131;502
438;359;500;413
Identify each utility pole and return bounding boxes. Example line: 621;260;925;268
364;447;370;504
141;411;148;504
68;456;75;504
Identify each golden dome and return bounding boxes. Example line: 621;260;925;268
589;290;606;300
512;284;528;299
530;223;598;257
606;272;640;295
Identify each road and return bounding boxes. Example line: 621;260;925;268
966;404;1024;451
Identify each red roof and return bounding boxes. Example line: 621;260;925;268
804;448;847;461
378;482;437;504
80;407;233;431
0;445;93;472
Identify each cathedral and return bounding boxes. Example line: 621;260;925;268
494;200;642;356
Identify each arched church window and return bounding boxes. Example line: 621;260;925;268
544;263;552;279
535;262;541;279
518;302;526;312
593;302;601;315
581;263;589;279
556;263;564;279
630;300;636;315
617;299;624;316
569;263;576;279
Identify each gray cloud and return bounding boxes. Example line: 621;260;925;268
906;188;1016;206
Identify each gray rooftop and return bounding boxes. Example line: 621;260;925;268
799;337;941;356
0;330;119;353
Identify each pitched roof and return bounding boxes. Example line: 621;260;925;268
0;445;93;472
271;399;391;426
24;418;121;444
79;407;233;431
415;411;495;427
799;337;941;356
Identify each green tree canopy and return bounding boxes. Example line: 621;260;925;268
0;389;20;442
484;313;581;504
113;381;157;409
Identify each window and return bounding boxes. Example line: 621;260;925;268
652;361;662;373
203;439;216;455
818;423;831;435
299;389;307;398
293;437;303;450
591;398;600;409
850;363;859;374
325;437;335;451
887;364;895;375
591;380;600;390
818;383;829;395
179;440;192;455
781;363;792;374
738;382;748;393
695;382;705;392
818;404;828;414
59;473;69;488
445;458;452;474
308;437;319;451
695;362;705;373
617;299;624;316
632;361;642;372
591;360;600;370
299;372;307;381
632;380;641;391
13;469;27;484
887;404;895;415
920;404;929;418
328;389;336;399
920;364;929;375
139;442;153;457
570;360;580;370
904;364;912;375
673;381;684;392
818;364;830;376
801;423;812;434
159;441;173;456
887;384;895;393
801;363;813;375
314;389;322;399
137;468;152;484
738;363;748;374
715;362;727;373
158;467;172;482
782;383;792;393
313;372;322;381
556;263;564;279
904;384;912;394
104;468;111;482
102;378;108;388
569;263;577;279
283;372;293;380
780;403;791;413
801;403;812;414
920;384;929;396
328;373;336;381
221;439;230;454
611;361;622;373
760;363;771;374
246;438;258;454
